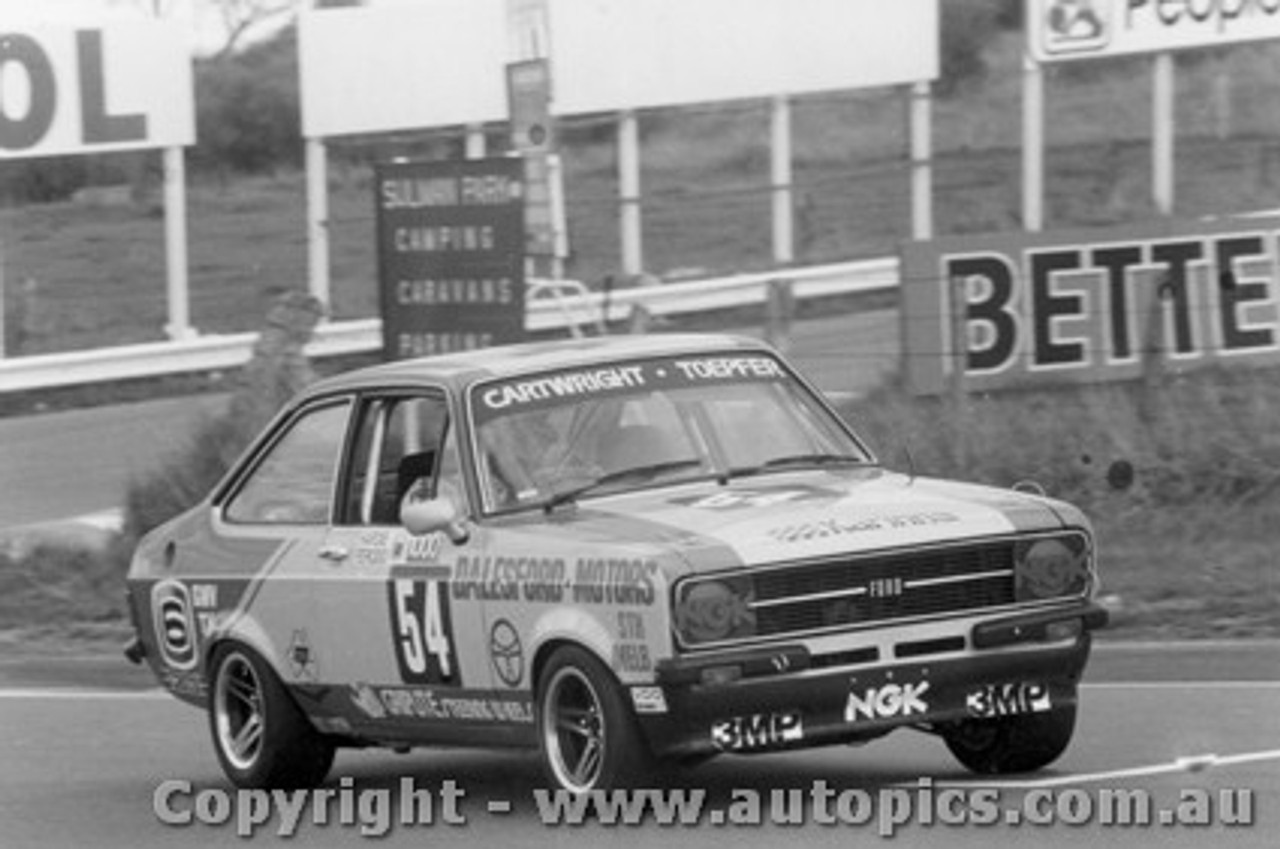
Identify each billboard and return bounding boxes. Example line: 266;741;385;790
375;158;526;360
1028;0;1280;62
0;20;194;158
900;216;1280;395
298;0;938;138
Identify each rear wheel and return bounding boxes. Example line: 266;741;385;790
942;704;1076;774
536;645;654;793
208;643;335;789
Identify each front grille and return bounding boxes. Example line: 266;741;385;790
748;543;1015;638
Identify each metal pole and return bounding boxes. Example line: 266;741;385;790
1022;52;1045;232
770;94;794;264
305;137;331;309
163;146;194;340
910;80;933;240
465;124;487;159
618;110;643;276
1153;52;1175;216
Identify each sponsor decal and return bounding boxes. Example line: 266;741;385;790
480;365;648;411
572;558;657;606
151;580;197;670
768;511;960;544
452;555;567;603
488;619;524;688
369;686;534;724
347;529;395;569
711;712;804;751
845;680;931;723
389;532;443;567
966;682;1053;718
670;485;835;511
630;686;668;714
611;611;653;674
287;629;318;682
388;573;458;686
160;668;207;699
350;683;388;720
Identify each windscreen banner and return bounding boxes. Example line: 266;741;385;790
900;215;1280;395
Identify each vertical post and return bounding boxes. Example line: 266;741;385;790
465;124;487;159
0;239;6;358
949;275;970;469
618;110;643;276
770;94;794;264
1153;52;1175;216
909;80;933;240
163;146;194;340
305;137;331;310
1022;53;1045;232
548;153;568;279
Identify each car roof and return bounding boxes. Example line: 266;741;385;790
301;333;774;398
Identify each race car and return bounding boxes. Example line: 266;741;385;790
124;333;1107;793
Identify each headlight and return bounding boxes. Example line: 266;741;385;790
1015;535;1091;601
674;578;757;646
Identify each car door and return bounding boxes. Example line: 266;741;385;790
306;390;494;740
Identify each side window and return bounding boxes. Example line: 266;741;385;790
343;394;456;526
224;401;351;525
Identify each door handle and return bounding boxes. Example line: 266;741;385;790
318;545;349;562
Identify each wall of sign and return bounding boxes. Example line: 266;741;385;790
375;158;527;359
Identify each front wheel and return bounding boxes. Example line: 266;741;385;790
536;645;654;793
208;643;335;789
942;704;1077;775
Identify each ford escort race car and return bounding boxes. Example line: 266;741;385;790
124;334;1107;793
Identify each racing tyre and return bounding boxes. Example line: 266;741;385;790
942;704;1076;775
208;643;335;789
536;645;654;793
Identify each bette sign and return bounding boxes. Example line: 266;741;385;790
375;158;526;360
900;217;1280;394
0;22;193;157
1028;0;1280;61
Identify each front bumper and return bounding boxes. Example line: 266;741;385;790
640;601;1106;758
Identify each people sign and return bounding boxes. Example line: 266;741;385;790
0;21;193;158
1028;0;1280;61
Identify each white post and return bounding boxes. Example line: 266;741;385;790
0;238;6;358
618;110;643;276
548;152;568;278
305;137;331;310
163;146;194;340
465;124;487;159
1022;53;1045;232
770;94;794;264
909;80;933;240
1153;52;1175;216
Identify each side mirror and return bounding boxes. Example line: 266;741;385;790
400;497;470;545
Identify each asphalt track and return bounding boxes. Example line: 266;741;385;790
0;311;900;535
0;643;1275;848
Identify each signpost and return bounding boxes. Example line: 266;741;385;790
375;158;527;360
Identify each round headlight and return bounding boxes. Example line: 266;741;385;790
675;579;756;645
1017;537;1089;601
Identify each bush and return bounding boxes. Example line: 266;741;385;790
938;0;1002;97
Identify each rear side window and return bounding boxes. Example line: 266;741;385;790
224;401;351;525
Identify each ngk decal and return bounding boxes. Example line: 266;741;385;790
966;682;1053;718
711;712;803;751
845;680;931;722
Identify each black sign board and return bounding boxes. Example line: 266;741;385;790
375;158;526;360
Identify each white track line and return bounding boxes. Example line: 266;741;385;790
1083;681;1280;689
931;748;1280;789
0;688;168;700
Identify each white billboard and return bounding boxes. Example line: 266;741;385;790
1028;0;1280;62
299;0;939;138
298;2;509;139
0;20;194;158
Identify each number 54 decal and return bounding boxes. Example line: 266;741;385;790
387;576;458;685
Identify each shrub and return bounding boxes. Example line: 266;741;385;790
938;0;1002;97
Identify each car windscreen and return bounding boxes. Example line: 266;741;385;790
467;353;872;514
